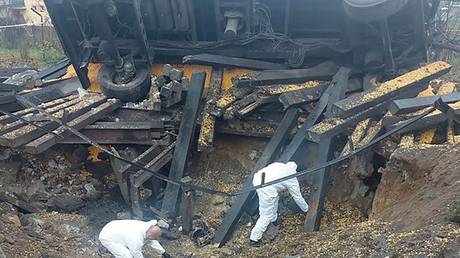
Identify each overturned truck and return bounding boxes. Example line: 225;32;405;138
0;0;445;247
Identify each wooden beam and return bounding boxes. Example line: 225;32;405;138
389;92;460;115
24;99;121;154
331;61;452;118
161;72;205;216
307;102;388;143
133;143;176;187
214;108;300;246
279;67;350;161
58;129;158;145
183;53;288;70
303;138;332;231
198;68;223;152
0;95;107;147
0;95;79;125
234;62;340;87
0;97;83;134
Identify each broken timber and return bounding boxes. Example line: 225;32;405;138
298;67;350;232
234;62;340;87
0;95;107;147
330;61;452;118
0;95;79;125
306;102;388;143
279;67;351;161
24;99;121;154
130;142;176;217
198;68;223;152
384;101;460;134
161;72;205;217
303;137;333;232
388;92;460;115
214;108;301;247
183;54;288;70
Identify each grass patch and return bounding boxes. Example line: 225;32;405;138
0;45;65;69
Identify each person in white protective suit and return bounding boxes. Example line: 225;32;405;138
99;219;171;258
250;161;309;246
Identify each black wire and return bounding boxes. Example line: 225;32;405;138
14;93;437;197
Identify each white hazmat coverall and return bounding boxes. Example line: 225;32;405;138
250;162;309;242
99;219;165;258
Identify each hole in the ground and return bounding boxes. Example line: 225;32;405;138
363;153;386;196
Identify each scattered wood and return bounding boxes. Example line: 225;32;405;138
0;95;79;125
331;61;452;118
280;67;353;159
24;99;121;154
0;97;83;135
0;95;107;148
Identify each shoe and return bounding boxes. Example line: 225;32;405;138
271;218;282;226
249;240;261;247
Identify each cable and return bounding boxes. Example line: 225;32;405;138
15;94;436;197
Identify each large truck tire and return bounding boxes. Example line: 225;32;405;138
344;0;410;23
98;65;151;103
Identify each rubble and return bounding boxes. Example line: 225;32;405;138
0;1;459;257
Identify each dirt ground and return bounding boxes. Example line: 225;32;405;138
0;134;459;258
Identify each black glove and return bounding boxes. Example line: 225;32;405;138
162;252;171;258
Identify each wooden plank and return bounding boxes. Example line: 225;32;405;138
216;119;277;138
59;129;156;145
301;68;351;232
0;95;79;125
307;102;388;143
183;54;288;70
279;68;351;161
303;138;332;232
0;97;83;134
198;68;223;152
85;121;164;130
340;118;372;156
161;72;205;216
389;92;460;115
330;61;452;118
120;144;166;176
279;84;328;109
0;95;106;147
133;143;176;187
214;108;300;246
24;99;121;154
234;62;340;87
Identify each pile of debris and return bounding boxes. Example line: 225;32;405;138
210;60;455;246
0;51;458;250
